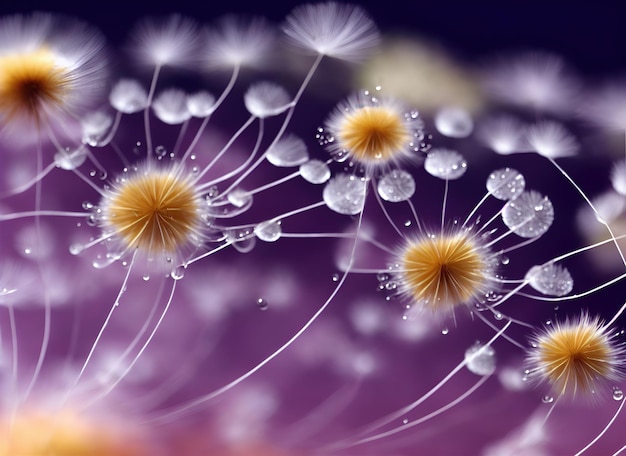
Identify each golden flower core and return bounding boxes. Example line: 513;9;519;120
0;411;144;456
105;170;201;255
400;233;487;311
537;320;614;395
339;106;410;164
0;48;68;122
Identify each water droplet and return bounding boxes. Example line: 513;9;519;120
541;395;554;404
170;266;185;280
299;160;331;185
502;191;554;238
465;343;496;376
331;273;339;282
441;328;449;335
323;174;366;215
69;244;84;255
424;148;467;180
500;256;510;265
142;274;150;281
377;169;416;202
486;168;526;201
257;298;269;310
613;388;624;401
434;107;474;138
525;263;573;297
254;220;282;242
402;418;409;425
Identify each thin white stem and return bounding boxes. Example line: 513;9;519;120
87;278;178;406
341;320;511;440
441;179;449;231
149;176;365;424
372;178;404;237
70;250;138;394
0;210;89;222
0;162;56;197
548;157;626;268
180;65;240;164
342;376;489;449
144;64;162;159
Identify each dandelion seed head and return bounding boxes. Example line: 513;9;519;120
129;14;202;68
0;48;68;123
526;120;579;158
283;2;379;61
396;231;494;313
478;115;529;155
100;164;204;260
528;314;625;397
324;92;422;172
204;16;275;69
0;13;106;130
483;51;580;115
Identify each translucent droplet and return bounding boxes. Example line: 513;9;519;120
300;160;331;184
54;147;88;170
441;328;449;335
109;79;148;114
155;145;168;157
186;91;215;118
613;388;624;401
69;244;84;255
464;343;496;376
323;174;366;215
377;169;416;202
402;418;409;425
502;190;554;238
142;274;150;281
244;82;291;118
541;395;554;404
331;273;339;282
267;135;309;167
525;263;573;297
434;107;474;138
257;298;269;310
170;266;185;280
486;168;526;201
424;148;467;180
227;188;253;208
254;220;282;242
152;88;192;125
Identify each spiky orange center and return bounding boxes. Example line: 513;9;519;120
0;412;144;456
0;48;68;121
400;234;486;311
537;323;613;395
106;171;201;254
339;106;409;164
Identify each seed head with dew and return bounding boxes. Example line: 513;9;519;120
526;314;626;398
0;13;107;135
319;89;430;173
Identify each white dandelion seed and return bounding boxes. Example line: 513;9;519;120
526;121;579;158
282;2;379;61
483;51;580;115
129;14;202;68
203;16;275;69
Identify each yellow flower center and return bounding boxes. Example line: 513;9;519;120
400;233;487;312
537;322;613;395
105;170;202;255
0;48;68;122
339;106;410;164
